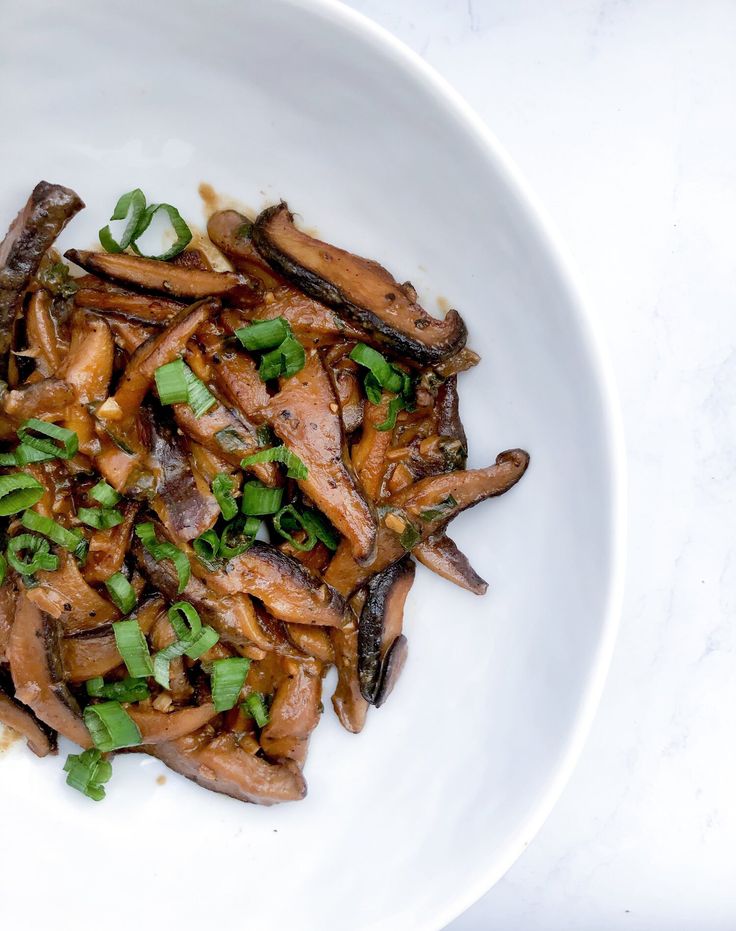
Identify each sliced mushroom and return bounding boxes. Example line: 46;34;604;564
246;286;369;346
434;375;467;459
0;181;84;377
30;550;119;633
433;347;480;378
206;541;346;628
0;669;56;757
64;249;250;300
0;583;17;661
126;702;218;744
102;314;159;353
83;500;139;584
325;449;530;597
286;624;335;664
260;659;322;765
62;595;164;682
329;360;364;434
251;203;467;364
330;611;368;733
133;540;285;652
207;209;287;289
413;532;488;595
145;728;307;804
358;557;415;704
351;396;397;501
259;349;377;565
8;594;91;748
374;635;408;707
74;280;183;323
25;289;65;377
110;298;219;414
146;407;220;541
3;377;75;423
60;310;114;404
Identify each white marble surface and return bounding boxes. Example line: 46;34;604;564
342;1;736;928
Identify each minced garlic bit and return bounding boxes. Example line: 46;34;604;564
384;512;407;534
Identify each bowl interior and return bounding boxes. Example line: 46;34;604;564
0;2;622;928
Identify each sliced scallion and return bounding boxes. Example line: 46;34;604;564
240;445;308;480
0;473;44;516
235;317;290;351
167;601;202;642
349;344;403;394
240;481;284;516
85;676;150;703
154;359;189;405
258;335;305;381
17;419;78;460
242;692;270;727
78;506;124;530
211;657;251;712
90;479;121;507
419;495;458;522
211;473;238;521
135;522;190;593
99;188;147;253
7;533;58;575
105;572;137;614
21;509;87;560
300;509;340;551
112;618;153;678
375;396;404;432
272;504;317;552
131;202;193;261
83;701;142;752
13;444;57;466
219;515;260;558
182;364;216;418
193;529;221;568
64;748;113;801
0;553;6;587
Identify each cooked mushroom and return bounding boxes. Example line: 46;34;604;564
358;557;415;704
25;289;65;377
0;181;84;378
330;611;368;733
251;203;467;364
0;668;56;757
413;532;488;595
29;551;119;633
374;635;408;707
260;659;322;765
65;249;250;300
74;279;183;323
246;286;369;346
205;541;346;628
259;349;377;565
207;209;287;290
146;728;307;804
127;702;218;744
8;594;91;748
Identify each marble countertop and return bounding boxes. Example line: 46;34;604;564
343;1;736;928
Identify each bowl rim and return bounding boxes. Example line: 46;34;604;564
281;0;627;925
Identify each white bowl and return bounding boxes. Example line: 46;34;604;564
0;1;625;928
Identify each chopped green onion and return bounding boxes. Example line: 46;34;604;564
300;509;340;551
99;188;147;253
219;515;259;558
182;364;216;418
7;533;58;575
0;452;16;467
64;748;113;801
131;202;193;261
241;446;308;480
105;572;137;614
154;359;189;404
90;480;121;507
17;419;78;460
83;701;142;752
242;692;270;727
135;522;190;593
155;359;216;417
211;657;250;712
214;427;250;456
21;509;87;560
38;260;77;299
240;480;284;516
399;521;421;550
235;317;290;351
375;396;404;432
78;506;124;530
211;473;238;521
0;473;44;516
363;373;383;405
152;643;186;690
419;495;458;522
13;444;57;466
0;553;6;586
183;624;219;659
258;335;306;381
349;344;403;394
167;601;202;642
273;504;317;552
85;676;150;703
193;529;221;568
112;618;153;678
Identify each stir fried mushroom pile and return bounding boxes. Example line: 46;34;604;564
0;183;529;803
